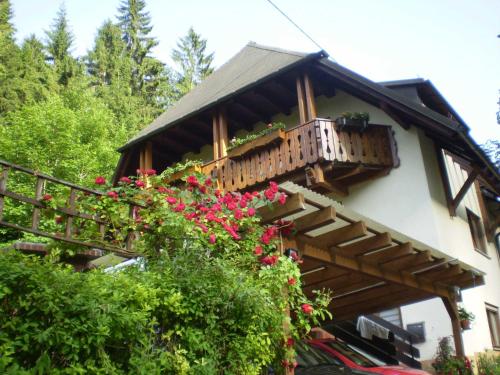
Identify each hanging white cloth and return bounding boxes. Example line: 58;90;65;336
356;316;390;340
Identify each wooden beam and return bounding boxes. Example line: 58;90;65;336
329;277;382;297
302;267;349;288
294;206;336;233
255;86;294;115
296;76;307;124
218;108;229;158
380;251;432;272
282;237;451;298
334;232;392;257
234;98;272;123
304;73;317;120
305;164;348;197
304;272;366;291
380;102;411;130
418;264;462;282
402;259;445;274
301;221;367;247
361;242;413;264
258;193;306;224
442;296;465;358
171;126;207;147
212;113;220;160
450;169;479;215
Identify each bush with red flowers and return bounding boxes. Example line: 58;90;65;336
9;166;331;374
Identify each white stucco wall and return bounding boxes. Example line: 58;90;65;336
314;90;500;360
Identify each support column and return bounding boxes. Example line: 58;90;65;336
442;296;465;358
296;76;307;124
218;107;229;158
212;113;220;160
304;73;317;120
139;142;153;171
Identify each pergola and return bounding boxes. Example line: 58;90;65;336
264;182;485;357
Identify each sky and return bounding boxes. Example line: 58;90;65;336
10;0;500;144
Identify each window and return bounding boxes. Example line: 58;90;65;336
406;322;426;344
486;304;500;350
467;209;487;255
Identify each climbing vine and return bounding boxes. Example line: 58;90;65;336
0;169;331;374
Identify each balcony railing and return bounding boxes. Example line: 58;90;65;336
201;118;399;192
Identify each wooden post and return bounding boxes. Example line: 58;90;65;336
212;113;220;160
304;73;317;120
435;145;455;216
296;76;307;124
218;107;229;158
144;142;153;171
32;177;45;230
0;167;9;221
442;296;465;358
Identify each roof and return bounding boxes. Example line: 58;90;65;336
120;42;326;151
117;42;499;185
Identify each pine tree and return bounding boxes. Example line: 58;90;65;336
45;5;82;86
18;35;58;104
0;0;22;115
171;27;214;97
87;20;131;87
116;0;173;114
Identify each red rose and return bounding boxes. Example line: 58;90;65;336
234;209;244;220
173;203;186;212
288;277;296;286
107;191;119;200
301;303;313;315
209;233;216;244
278;193;287;205
166;196;177;205
260;255;278;266
186;175;199;187
145;168;156;176
135;180;145;188
119;176;132;184
226;202;237;211
204;178;212;186
42;194;52;201
247;207;256;217
95;176;106;185
286;338;295;347
264;188;276;201
269;181;279;193
55;216;64;224
157;186;169;194
254;246;263;256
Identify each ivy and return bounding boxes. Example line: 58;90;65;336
227;122;286;152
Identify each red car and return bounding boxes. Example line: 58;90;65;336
309;338;430;375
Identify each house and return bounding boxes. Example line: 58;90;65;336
0;41;497;367
113;42;500;364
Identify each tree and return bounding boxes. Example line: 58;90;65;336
116;0;172;111
0;0;22;115
17;35;58;104
172;27;214;98
45;5;82;86
87;20;130;87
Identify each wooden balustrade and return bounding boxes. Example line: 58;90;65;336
201;118;399;192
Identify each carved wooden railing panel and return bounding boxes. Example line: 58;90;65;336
0;160;137;258
201;119;398;192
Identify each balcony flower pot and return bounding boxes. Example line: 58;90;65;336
460;319;471;330
227;128;285;160
163;165;202;184
335;117;368;131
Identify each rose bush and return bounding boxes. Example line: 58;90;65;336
0;168;331;374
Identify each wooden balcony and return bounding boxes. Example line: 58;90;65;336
201;118;399;195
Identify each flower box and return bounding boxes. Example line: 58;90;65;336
335;117;368;132
460;319;471;330
163;165;202;184
227;128;285;160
